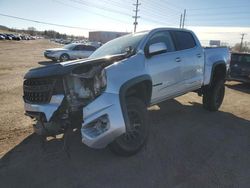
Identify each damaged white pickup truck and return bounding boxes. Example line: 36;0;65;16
23;28;230;156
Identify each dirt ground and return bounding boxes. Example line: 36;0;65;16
0;40;249;188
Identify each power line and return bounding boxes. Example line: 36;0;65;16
71;0;131;17
188;5;250;11
142;0;182;15
142;0;182;13
62;0;180;29
188;11;250;16
53;0;131;24
0;13;96;30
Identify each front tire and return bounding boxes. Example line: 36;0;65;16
60;53;70;62
202;79;225;111
109;97;148;156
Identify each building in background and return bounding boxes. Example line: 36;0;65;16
89;31;129;43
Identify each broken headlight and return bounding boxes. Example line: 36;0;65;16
93;69;107;96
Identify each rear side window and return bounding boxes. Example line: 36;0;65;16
85;45;96;51
73;45;81;50
171;31;196;51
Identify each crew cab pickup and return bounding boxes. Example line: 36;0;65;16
23;28;230;156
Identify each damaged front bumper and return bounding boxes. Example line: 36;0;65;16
25;94;64;121
24;92;126;149
81;92;126;148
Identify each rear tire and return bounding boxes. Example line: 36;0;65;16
202;79;225;111
109;97;148;156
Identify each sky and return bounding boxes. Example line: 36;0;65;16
0;0;249;46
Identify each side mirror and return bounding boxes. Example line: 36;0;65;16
148;42;167;57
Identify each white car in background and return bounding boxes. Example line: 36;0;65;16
44;43;97;62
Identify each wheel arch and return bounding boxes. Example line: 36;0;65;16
210;61;227;85
119;75;152;129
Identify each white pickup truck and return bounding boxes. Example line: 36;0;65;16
23;28;230;156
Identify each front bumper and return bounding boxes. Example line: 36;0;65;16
44;52;58;60
81;92;126;149
24;94;64;121
24;92;126;149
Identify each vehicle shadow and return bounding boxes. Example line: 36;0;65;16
225;82;250;94
38;60;58;66
1;99;250;188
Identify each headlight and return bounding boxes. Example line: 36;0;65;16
93;69;107;95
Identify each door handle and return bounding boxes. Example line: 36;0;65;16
197;54;202;58
175;57;181;62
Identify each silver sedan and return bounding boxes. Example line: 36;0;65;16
44;43;97;62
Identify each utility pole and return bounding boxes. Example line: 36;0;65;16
179;14;183;28
133;0;140;33
240;33;247;52
182;9;186;28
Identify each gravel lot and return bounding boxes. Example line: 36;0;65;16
0;40;249;188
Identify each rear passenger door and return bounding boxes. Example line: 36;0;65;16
170;31;204;91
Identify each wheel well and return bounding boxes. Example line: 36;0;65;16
125;80;152;106
212;63;226;83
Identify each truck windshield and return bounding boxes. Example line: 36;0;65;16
89;32;148;59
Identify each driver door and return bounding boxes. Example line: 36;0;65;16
144;31;183;104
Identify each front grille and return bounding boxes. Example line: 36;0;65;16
23;78;63;104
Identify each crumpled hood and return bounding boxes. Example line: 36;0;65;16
24;53;129;79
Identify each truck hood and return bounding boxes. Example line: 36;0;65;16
24;53;129;79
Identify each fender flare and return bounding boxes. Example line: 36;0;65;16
119;75;152;129
209;61;226;85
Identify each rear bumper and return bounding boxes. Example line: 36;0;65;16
81;92;126;149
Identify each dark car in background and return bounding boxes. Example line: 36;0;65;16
227;52;250;83
0;34;5;40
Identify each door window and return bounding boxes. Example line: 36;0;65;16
73;45;81;50
147;31;175;52
171;31;196;51
85;45;97;51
